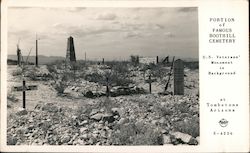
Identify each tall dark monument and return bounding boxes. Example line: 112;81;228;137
66;36;76;63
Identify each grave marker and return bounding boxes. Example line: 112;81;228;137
173;59;184;95
12;80;37;109
106;76;110;97
145;74;156;93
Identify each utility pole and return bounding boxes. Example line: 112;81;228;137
35;34;38;67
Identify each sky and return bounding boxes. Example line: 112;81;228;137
8;7;198;60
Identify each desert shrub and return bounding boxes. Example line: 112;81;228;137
12;69;23;76
154;105;173;116
130;55;139;66
61;71;75;82
85;70;134;87
75;105;93;117
46;64;58;74
106;61;130;74
184;61;199;70
108;72;134;86
95;98;117;113
111;122;163;145
84;72;104;84
7;93;19;108
71;60;88;71
173;116;199;137
47;60;65;70
7;93;18;103
55;81;67;94
174;102;190;114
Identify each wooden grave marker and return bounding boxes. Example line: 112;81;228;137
12;80;38;108
173;59;184;95
145;74;157;93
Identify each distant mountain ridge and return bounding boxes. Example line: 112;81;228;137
7;55;65;64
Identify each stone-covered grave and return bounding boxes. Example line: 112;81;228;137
7;94;199;146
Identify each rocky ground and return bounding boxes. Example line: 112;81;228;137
7;62;199;146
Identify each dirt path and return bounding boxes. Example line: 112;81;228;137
7;65;93;114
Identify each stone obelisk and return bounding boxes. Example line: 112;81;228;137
66;36;76;64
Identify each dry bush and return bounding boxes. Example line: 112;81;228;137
96;98;117;113
12;69;23;76
173;116;199;137
111;122;163;145
54;81;67;95
7;93;19;108
174;102;190;114
84;72;104;84
108;72;134;86
106;61;130;74
154;105;174;116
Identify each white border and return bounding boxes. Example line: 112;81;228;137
1;0;249;152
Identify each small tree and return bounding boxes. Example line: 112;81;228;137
130;55;139;66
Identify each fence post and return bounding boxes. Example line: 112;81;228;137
106;76;110;97
22;80;26;109
149;74;152;94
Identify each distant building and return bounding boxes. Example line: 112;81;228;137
66;36;76;63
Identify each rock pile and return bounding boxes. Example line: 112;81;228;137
7;94;199;146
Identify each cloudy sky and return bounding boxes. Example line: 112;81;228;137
8;7;198;60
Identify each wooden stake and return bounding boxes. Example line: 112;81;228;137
164;56;175;92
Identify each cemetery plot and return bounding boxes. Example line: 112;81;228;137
7;57;199;146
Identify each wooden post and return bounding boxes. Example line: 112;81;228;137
106;76;109;97
22;80;26;108
102;58;105;65
149;74;152;94
35;38;38;67
165;56;175;91
156;56;159;64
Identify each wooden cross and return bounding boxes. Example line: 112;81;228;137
12;80;38;109
145;74;156;93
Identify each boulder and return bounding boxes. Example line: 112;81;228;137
79;120;88;126
90;113;104;121
159;117;166;124
90;109;99;116
117;118;128;125
111;107;121;116
85;91;94;98
61;135;71;143
102;113;115;123
171;132;192;144
188;137;198;145
16;108;28;116
80;127;88;133
163;135;171;144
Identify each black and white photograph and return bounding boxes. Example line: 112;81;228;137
6;7;199;146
